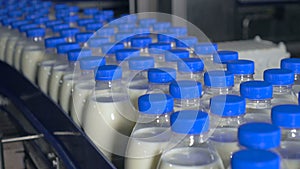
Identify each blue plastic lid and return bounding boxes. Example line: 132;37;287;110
153;22;171;32
55;4;68;10
210;95;246;117
95;65;122;81
83;8;99;15
204;71;234;87
227;60;255;75
45;20;63;28
88;37;110;48
75;32;93;43
96;27;115;37
281;58;300;74
119;14;137;23
85;22;103;31
60;28;80;38
25;14;39;20
169;80;202;99
128;56;154;70
148;42;172;54
165;49;190;62
34;17;49;24
157;33;177;43
19;23;38;32
102;10;114;19
139;18;156;27
138;93;173;114
132;27;150;35
67;49;92;61
11;20;29;29
80;56;106;70
271;104;300;128
51;23;69;33
168;27;187;36
177;58;204;73
232;149;280;169
26;28;45;37
8;11;22;17
176;36;198;48
131;36;152;48
55;12;69;20
63;15;79;23
77;18;94;27
115;48;140;61
101;43;125;54
115;32;134;42
45;37;66;48
94;13;107;22
264;68;294;85
117;23;136;32
238;122;281;149
56;43;80;54
171;110;209;134
148;67;176;83
194;43;218;55
213;51;239;63
68;6;79;13
1;18;18;26
240;81;273;100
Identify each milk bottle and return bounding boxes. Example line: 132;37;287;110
157;110;224;169
148;42;172;66
70;56;106;126
263;68;298;105
60;27;80;43
125;56;155;109
75;32;93;47
101;43;125;64
177;58;204;84
281;58;300;97
162;49;190;69
231;149;280;169
201;70;234;109
82;65;136;160
169;80;204;112
226;59;255;93
213;51;239;70
240;80;273;123
125;93;173;169
271;105;300;169
115;48;140;74
147;67;176;94
209;95;246;168
87;37;110;56
193;43;218;63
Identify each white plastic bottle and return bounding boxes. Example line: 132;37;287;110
209;95;246;168
169;80;204;112
281;58;300;97
271;105;300;169
213;51;239;70
147;67;176;94
201;70;235;109
240;80;273;123
125;93;173;169
263;68;298;105
177;58;204;83
157;110;225;169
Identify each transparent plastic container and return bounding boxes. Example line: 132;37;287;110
130;36;152;54
60;27;80;43
213;51;239;70
161;49;190;69
147;67;176;94
87;37;110;56
148;42;172;66
101;43;125;64
177;58;204;84
115;48;140;75
193;43;218;63
281;58;300;97
75;32;93;48
175;36;198;53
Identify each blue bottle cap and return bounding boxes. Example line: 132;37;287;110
194;43;218;55
232;149;280;169
60;28;80;38
45;37;66;48
157;33;177;43
56;43;80;54
281;58;300;74
101;43;125;54
25;14;39;20
94;13;107;22
0;9;7;15
85;22;103;31
139;18;156;27
55;4;68;10
177;58;204;73
67;49;92;61
128;56;154;70
213;51;239;63
165;49;190;62
80;56;106;70
26;28;45;37
138;93;173;114
153;22;171;32
168;26;187;36
169;80;202;99
271;104;300;128
240;81;273;100
68;6;79;13
171;110;209;134
115;48;140;61
55;12;69;20
95;65;122;81
176;36;198;48
227;59;255;75
120;14;137;23
75;32;94;43
102;10;114;19
131;36;152;48
77;18;94;27
51;23;70;33
132;27;151;35
42;1;52;8
204;70;234;87
34;17;49;24
83;8;99;15
148;42;172;54
96;27;115;37
19;23;38;32
1;18;18;26
264;68;294;85
45;20;63;28
11;20;29;29
238;122;281;149
148;67;176;83
115;32;134;42
88;37;110;48
210;95;246;117
63;15;79;23
117;23;136;32
8;11;22;17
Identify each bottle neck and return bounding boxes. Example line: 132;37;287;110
95;79;122;90
174;98;202;109
31;36;44;42
281;127;300;141
211;114;246;128
148;82;171;94
245;98;272;109
234;74;254;83
137;112;171;127
170;132;208;147
204;86;233;95
272;84;293;93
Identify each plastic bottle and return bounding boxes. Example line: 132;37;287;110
152;22;171;33
87;37;110;56
125;93;173;169
213;51;239;70
130;36;152;54
162;49;190;69
96;26;115;42
209;95;246;168
82;65;136;160
175;36;198;53
75;32;93;47
177;58;204;84
157;110;224;169
271;104;300;169
168;26;187;37
115;48;140;75
169;80;204;112
240;80;273;123
226;59;255;93
148;42;172;67
85;22;103;32
60;27;80;43
263;68;298;105
281;58;300;97
201;70;235;109
193;43;218;63
101;42;125;64
147;67;176;94
114;32;134;47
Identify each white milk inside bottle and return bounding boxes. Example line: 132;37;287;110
281;58;300;97
125;93;173;169
177;58;204;84
147;67;176;94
